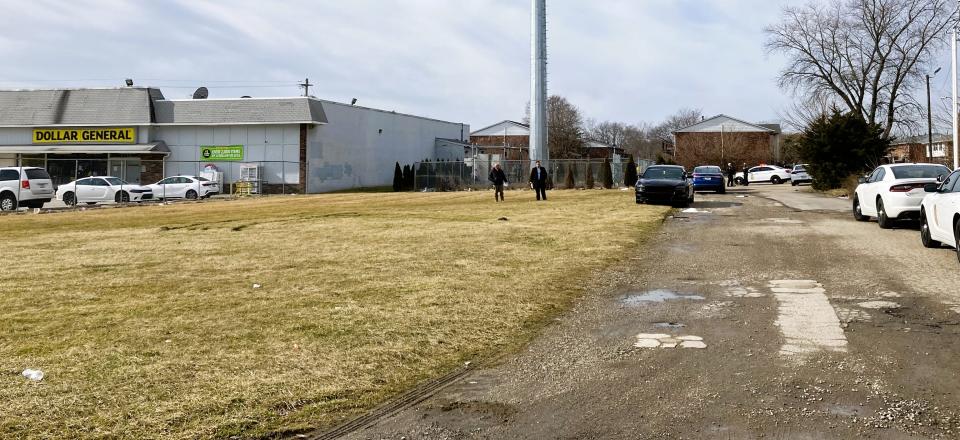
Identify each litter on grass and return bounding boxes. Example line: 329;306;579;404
22;369;44;381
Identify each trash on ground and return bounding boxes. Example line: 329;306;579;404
681;208;710;214
22;369;44;381
498;217;509;221
252;283;262;289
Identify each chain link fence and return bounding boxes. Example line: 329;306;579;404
410;158;654;192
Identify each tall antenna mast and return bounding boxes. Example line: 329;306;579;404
530;0;549;168
953;1;959;170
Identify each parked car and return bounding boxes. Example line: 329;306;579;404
0;167;55;211
919;169;960;262
734;165;792;185
790;164;813;186
147;175;220;200
636;165;695;207
853;163;951;228
692;165;726;194
56;176;153;206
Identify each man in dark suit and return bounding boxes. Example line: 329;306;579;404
488;163;507;202
529;160;548;201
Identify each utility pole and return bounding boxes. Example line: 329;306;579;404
953;22;959;169
299;78;313;97
927;68;941;159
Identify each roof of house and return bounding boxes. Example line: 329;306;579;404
471;120;530;137
0;87;160;127
586;140;620;149
890;134;952;146
673;114;777;134
154;97;327;125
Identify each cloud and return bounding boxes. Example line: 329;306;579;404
0;0;851;128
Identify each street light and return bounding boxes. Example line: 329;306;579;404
928;67;942;159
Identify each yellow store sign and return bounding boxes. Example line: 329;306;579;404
32;127;137;144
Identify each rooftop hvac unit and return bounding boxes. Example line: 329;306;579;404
240;164;262;194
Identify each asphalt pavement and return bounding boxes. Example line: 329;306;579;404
332;184;960;440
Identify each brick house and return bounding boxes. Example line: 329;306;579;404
888;134;954;166
672;115;782;169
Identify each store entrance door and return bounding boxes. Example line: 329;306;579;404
109;158;141;184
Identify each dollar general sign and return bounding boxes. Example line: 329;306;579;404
32;128;137;144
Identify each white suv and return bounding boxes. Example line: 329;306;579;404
0;167;55;211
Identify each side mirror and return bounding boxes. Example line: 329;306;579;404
936;174;945;183
857;177;867;184
924;183;940;193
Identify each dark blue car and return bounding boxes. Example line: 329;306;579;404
692;165;726;194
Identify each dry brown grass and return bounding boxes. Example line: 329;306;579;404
0;191;668;439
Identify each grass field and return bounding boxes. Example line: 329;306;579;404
0;190;669;439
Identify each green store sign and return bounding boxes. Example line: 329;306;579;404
200;145;244;161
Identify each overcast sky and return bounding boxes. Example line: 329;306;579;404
0;0;954;131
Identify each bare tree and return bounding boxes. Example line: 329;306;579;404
585;120;629;147
525;95;586;159
765;0;954;138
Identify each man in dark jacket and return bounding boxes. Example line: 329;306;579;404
488;163;507;202
529;160;548;201
741;163;750;187
726;163;736;187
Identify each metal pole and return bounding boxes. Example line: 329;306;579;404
953;27;959;169
927;74;934;159
530;0;549;169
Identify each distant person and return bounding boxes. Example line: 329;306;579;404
529;160;548;201
726;163;735;187
488;163;507;202
741;163;750;187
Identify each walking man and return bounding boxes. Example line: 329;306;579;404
529;160;548;201
726;163;736;187
488;163;507;202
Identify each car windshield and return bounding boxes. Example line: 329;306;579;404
643;167;685;180
104;177;130;186
693;166;721;174
794;165;806;171
891;165;950;180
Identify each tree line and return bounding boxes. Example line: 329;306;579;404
525;96;704;162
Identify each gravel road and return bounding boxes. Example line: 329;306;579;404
335;184;960;440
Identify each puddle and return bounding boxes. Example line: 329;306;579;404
653;322;686;329
681;208;710;214
622;289;705;305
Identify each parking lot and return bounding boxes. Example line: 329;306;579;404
341;184;960;439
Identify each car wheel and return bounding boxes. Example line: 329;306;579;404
771;176;782;185
63;192;76;206
185;189;198;200
853;195;869;221
877;199;892;229
734;177;744;185
791;181;798;186
718;186;726;194
921;213;939;248
0;193;17;211
115;191;130;203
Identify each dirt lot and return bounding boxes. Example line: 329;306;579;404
342;185;960;440
0;191;668;439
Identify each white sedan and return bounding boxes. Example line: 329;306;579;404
147;175;220;200
734;165;792;185
920;169;960;262
56;176;153;206
853;163;951;228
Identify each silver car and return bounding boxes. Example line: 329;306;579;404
790;164;812;186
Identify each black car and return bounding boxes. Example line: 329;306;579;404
636;165;695;207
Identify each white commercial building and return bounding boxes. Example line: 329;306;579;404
0;87;468;193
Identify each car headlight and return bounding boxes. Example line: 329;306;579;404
637;184;645;191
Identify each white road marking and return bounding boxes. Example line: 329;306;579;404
634;333;708;349
771;280;847;358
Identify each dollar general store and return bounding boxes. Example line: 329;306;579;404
0;87;469;193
